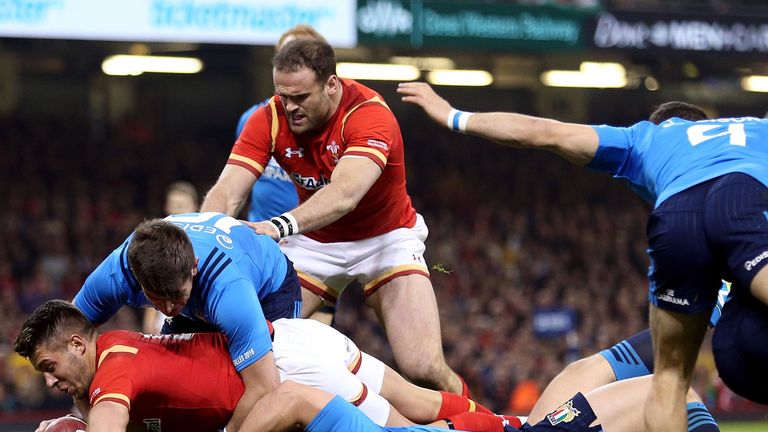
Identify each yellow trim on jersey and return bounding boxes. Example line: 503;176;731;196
229;153;265;174
268;97;279;154
296;269;342;300
98;345;139;367
344;146;387;166
364;265;429;292
94;392;131;408
340;96;391;146
468;399;476;412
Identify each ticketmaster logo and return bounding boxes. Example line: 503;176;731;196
745;251;768;271
0;0;63;24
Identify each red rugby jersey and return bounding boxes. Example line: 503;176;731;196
89;331;244;432
230;79;417;243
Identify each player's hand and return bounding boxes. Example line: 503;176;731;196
397;82;454;128
243;220;280;241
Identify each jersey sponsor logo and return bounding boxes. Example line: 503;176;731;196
216;234;234;250
143;418;161;432
91;387;102;402
140;333;194;341
656;289;691;306
233;347;256;367
166;213;241;234
366;139;389;151
262;164;292;182
547;399;580;425
285;147;304;159
745;250;768;271
291;172;330;190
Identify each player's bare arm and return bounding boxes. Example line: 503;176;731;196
226;351;281;432
252;157;382;240
201;164;259;216
397;82;600;166
87;401;129;432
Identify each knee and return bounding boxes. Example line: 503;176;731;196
557;354;614;382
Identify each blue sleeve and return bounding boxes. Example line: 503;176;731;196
586;124;634;174
206;279;272;372
235;105;260;139
73;260;130;325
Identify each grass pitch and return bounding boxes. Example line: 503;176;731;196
719;421;768;432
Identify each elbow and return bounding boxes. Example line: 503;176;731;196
333;189;362;216
335;197;358;216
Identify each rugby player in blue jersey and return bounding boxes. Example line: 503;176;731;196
399;82;768;432
73;212;302;431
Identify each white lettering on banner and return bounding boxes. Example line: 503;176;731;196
594;12;768;53
357;0;411;36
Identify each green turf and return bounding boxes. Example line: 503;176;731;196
719;421;768;432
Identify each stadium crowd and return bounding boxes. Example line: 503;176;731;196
0;110;760;417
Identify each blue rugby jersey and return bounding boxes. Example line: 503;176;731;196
74;212;288;372
588;116;768;207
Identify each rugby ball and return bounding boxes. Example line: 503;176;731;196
45;416;87;432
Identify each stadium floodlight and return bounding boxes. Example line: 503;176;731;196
740;75;768;92
426;69;493;86
102;55;204;76
541;62;627;88
389;56;456;70
336;62;420;81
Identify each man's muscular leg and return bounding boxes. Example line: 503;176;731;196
527;354;615;424
367;274;463;394
644;307;709;432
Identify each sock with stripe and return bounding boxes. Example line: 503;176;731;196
445;412;521;432
437;391;493;420
687;402;719;432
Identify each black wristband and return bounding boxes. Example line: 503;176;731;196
269;218;285;238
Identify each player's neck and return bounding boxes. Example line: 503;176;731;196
327;84;343;121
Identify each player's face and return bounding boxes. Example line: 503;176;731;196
143;263;197;317
274;66;338;135
144;279;193;317
164;191;197;215
33;339;92;399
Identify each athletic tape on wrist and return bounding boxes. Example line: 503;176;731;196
446;109;473;133
269;212;298;239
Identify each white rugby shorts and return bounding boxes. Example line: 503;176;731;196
271;318;390;425
279;214;431;304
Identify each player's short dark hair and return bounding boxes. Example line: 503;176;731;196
128;219;196;298
14;300;95;360
648;101;708;124
272;39;336;84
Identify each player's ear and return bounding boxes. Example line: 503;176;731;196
70;335;86;355
325;75;339;96
191;257;200;277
